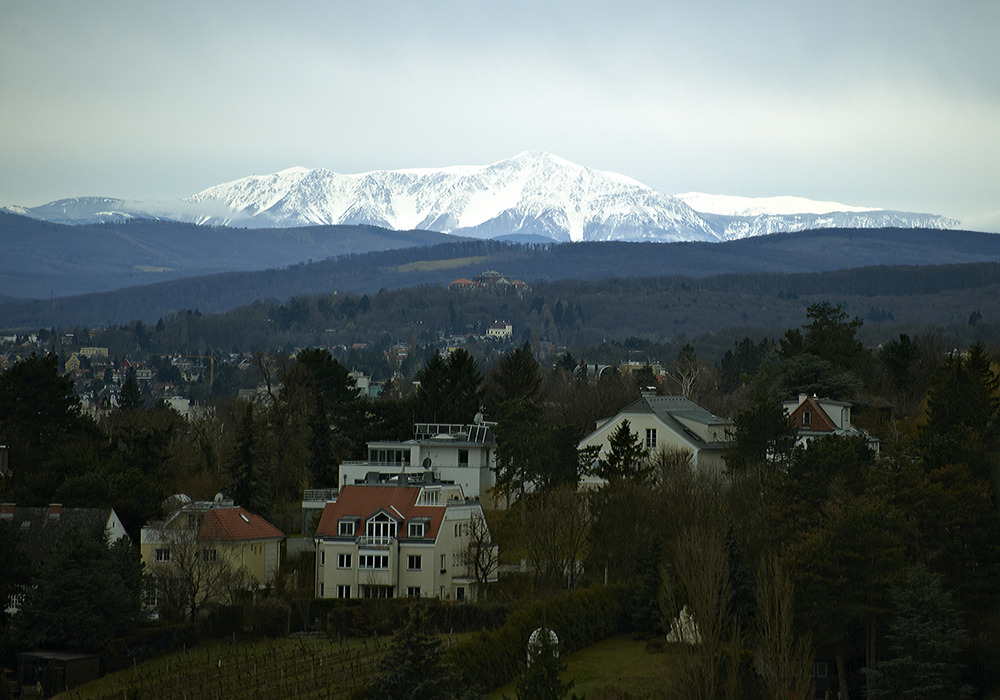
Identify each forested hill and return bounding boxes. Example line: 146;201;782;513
1;226;999;330
0;211;460;299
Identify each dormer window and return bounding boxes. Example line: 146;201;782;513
338;519;356;536
408;521;427;538
365;512;398;544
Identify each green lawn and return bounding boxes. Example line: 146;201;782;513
486;635;674;699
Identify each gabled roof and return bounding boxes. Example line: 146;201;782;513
198;506;283;541
596;395;732;447
786;396;839;432
315;485;445;540
4;506;120;568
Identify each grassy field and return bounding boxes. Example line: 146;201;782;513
56;636;385;699
57;633;671;699
395;256;489;272
486;635;674;699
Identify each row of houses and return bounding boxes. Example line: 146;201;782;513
5;392;876;623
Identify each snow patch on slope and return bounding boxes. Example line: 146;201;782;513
676;192;879;216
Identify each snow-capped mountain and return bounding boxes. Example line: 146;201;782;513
3;153;960;242
675;192;958;240
185;152;720;243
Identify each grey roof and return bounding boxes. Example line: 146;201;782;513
614;395;732;447
4;507;114;569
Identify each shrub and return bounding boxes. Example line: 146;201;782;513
445;583;630;694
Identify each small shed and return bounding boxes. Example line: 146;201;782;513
17;651;101;696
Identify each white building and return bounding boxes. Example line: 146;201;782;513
339;421;499;507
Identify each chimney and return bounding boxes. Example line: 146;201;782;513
48;503;62;519
0;503;13;520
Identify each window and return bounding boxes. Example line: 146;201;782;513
320;551;325;566
368;448;411;466
365;513;398;544
338;520;355;536
458;449;469;466
360;585;393;599
359;554;389;570
802;410;811;426
815;662;828;678
143;580;158;607
420;490;439;505
406;587;421;598
456;586;465;601
454;521;468;537
202;549;217;563
440;554;446;572
319;583;324;597
155;548;170;562
407;555;422;571
338;553;352;569
408;521;426;538
337;585;351;599
645;428;657;450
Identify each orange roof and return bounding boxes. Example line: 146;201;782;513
315;485;445;540
449;278;476;287
199;507;283;541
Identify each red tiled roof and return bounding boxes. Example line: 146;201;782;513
199;507;283;541
315;485;445;540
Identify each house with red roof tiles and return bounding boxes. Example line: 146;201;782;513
140;496;283;617
314;479;496;602
782;394;880;455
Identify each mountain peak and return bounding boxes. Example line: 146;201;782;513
6;154;961;240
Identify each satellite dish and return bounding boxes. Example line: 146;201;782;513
422;457;432;470
474;411;484;425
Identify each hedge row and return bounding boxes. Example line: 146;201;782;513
444;583;631;694
294;597;516;638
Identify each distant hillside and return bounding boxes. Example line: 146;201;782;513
0;212;460;299
1;227;998;330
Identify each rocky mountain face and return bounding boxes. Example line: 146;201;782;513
3;152;959;241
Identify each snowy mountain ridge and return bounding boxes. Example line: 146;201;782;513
3;152;959;241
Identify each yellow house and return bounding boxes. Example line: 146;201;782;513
64;353;81;373
197;507;283;584
140;498;283;618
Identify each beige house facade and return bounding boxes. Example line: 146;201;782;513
314;480;496;602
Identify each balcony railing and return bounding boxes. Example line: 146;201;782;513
358;535;395;547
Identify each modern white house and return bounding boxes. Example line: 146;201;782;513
314;477;496;602
578;394;733;482
338;421;499;507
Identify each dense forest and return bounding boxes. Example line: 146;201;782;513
3;225;1000;329
24;259;1000;378
2;300;1000;697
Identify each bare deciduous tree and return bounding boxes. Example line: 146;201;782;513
660;525;739;700
461;511;499;601
520;486;591;592
148;526;230;621
754;554;815;700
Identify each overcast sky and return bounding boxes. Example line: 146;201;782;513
2;1;998;230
